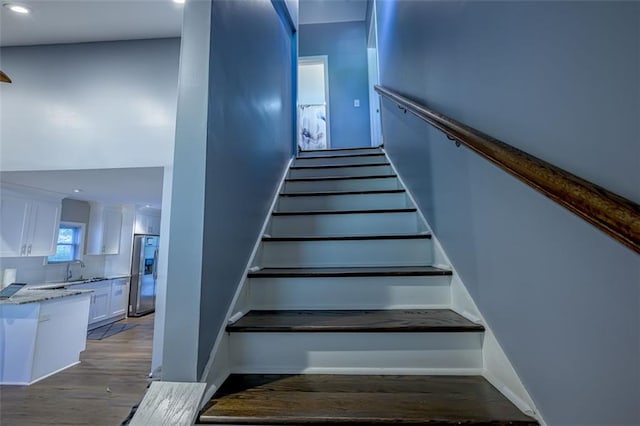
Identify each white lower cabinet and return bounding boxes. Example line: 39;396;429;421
90;284;111;323
110;278;129;317
74;278;130;329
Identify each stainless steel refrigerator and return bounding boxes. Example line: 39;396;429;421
129;235;159;317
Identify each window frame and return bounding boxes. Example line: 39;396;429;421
46;221;86;264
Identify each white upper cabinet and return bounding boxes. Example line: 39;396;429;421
86;203;123;255
134;208;161;235
0;190;61;258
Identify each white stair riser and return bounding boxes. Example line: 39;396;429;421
298;148;381;158
269;212;423;236
260;238;433;267
283;177;400;193
248;275;451;310
277;192;408;211
229;332;483;373
288;164;393;179
293;155;386;166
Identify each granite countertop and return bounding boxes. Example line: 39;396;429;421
0;288;93;305
30;275;132;290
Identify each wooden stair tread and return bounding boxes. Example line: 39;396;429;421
226;309;484;333
290;162;390;170
279;189;405;197
285;174;397;182
262;234;431;242
300;146;382;153
295;152;385;160
199;374;537;425
248;266;451;277
272;208;417;216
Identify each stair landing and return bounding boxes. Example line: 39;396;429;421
199;374;538;425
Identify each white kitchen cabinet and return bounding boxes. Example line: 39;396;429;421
109;278;129;317
87;203;122;255
134;209;161;235
0;190;61;258
74;280;112;325
74;278;129;329
27;199;63;256
90;283;111;323
1;293;91;385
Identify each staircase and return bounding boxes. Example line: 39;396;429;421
198;147;537;425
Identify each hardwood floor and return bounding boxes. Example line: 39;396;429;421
0;314;154;426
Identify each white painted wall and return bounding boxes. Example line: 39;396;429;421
0;38;180;172
298;62;326;105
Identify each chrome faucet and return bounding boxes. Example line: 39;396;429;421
65;260;85;282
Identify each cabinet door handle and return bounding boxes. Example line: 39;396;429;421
27;245;32;255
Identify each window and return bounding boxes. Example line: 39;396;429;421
47;223;83;263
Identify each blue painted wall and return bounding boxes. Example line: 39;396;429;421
376;1;639;424
299;22;371;148
199;0;293;376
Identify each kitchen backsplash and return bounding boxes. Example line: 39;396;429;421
0;255;107;286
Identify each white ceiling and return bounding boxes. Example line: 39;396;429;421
0;0;367;48
299;0;367;25
0;168;165;208
0;0;183;47
0;0;363;209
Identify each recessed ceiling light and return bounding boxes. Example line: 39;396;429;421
73;189;82;193
3;3;31;14
173;0;185;4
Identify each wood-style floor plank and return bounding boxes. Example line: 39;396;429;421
199;374;538;425
0;314;153;426
226;309;484;333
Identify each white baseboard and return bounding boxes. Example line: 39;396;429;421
5;361;81;386
384;150;544;425
199;157;294;401
232;367;484;375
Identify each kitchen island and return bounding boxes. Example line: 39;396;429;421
0;288;92;385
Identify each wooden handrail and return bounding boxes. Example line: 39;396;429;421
375;85;640;254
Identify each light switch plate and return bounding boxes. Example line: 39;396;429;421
354;99;360;107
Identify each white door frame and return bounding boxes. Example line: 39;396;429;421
298;55;331;149
367;3;383;147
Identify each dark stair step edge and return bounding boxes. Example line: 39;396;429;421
279;189;405;197
299;145;383;154
199;374;537;425
285;174;397;182
226;309;485;333
272;208;417;216
295;152;386;161
262;234;431;242
290;162;390;170
248;265;452;278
